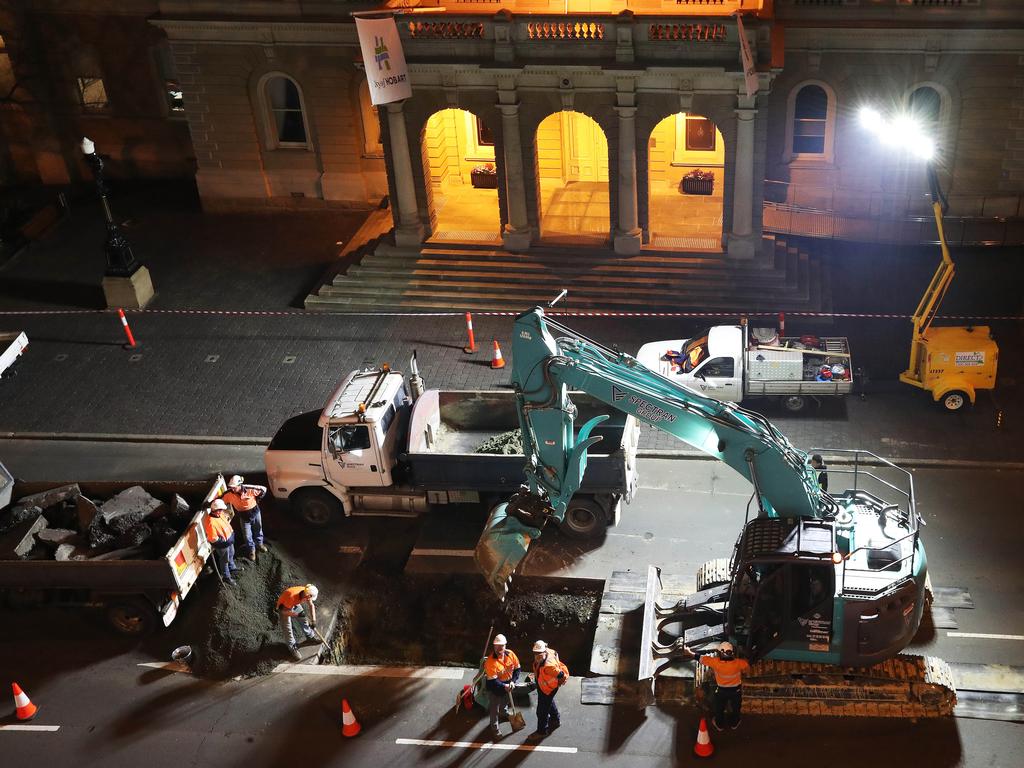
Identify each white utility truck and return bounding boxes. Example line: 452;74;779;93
636;324;854;412
0;331;28;379
264;364;639;538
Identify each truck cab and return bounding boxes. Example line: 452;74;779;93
319;368;407;489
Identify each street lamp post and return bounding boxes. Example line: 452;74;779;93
81;137;154;309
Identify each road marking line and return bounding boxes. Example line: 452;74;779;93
273;664;465;679
409;548;475;557
0;725;61;732
395;737;577;754
947;632;1024;641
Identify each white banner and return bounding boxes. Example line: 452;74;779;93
356;16;412;106
735;13;758;99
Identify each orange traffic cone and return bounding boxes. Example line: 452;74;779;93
490;339;505;369
341;698;361;737
693;717;714;758
12;683;37;721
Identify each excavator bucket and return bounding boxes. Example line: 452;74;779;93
474;502;542;599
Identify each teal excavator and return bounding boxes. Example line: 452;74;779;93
474;307;956;717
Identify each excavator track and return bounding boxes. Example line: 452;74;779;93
696;654;956;718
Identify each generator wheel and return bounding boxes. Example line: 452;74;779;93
940;390;968;412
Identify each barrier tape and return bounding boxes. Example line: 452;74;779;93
0;308;1022;320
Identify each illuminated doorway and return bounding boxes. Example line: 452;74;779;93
535;111;610;244
420;108;501;242
647;113;724;250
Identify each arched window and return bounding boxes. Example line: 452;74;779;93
264;75;308;148
792;85;828;155
908;85;942;135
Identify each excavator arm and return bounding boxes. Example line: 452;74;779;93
474;308;825;597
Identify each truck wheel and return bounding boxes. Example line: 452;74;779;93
940;390;968;412
106;598;157;636
781;395;806;413
558;498;608;539
292;488;342;527
696;558;732;591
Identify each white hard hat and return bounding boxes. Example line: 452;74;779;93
493;634;507;646
228;474;244;488
211;498;228;512
305;584;319;601
718;641;735;655
532;640;548;653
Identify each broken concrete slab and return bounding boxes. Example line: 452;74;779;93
99;486;162;526
75;495;98;532
152;494;190;522
90;545;147;561
36;528;80;548
14;484;82;512
15;516;48;558
55;543;90;562
0;504;43;535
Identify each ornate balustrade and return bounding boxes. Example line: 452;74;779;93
400;12;739;64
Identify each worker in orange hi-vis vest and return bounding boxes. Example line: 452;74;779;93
686;641;750;731
483;633;520;739
276;584;319;661
204;499;239;585
222;474;268;562
530;640;569;738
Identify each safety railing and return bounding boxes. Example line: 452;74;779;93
811;449;921;597
763;180;1024;246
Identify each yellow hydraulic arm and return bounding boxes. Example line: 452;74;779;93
900;163;954;388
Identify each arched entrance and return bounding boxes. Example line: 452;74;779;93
535;111;610;244
647;113;724;250
420;108;501;242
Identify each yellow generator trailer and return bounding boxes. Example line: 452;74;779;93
901;325;998;412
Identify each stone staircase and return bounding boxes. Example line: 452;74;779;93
305;234;831;315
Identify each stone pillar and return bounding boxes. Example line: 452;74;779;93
728;101;757;259
385;101;424;247
614;105;642;255
499;102;532;250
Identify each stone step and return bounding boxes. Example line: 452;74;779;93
371;248;728;270
345;260;794;287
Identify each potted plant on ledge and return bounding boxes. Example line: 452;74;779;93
471;163;498;189
681;168;714;196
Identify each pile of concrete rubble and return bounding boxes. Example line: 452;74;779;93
0;484;192;562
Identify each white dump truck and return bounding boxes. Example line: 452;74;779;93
636;324;854;412
264;364;639;538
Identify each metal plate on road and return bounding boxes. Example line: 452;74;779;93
929;606;958;630
954;690;1024;722
931;586;974;609
949;663;1024;694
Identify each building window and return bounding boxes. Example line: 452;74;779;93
476;117;494;147
792;85;827;155
77;77;109;111
154;43;185;115
908;86;941;133
265;75;308;147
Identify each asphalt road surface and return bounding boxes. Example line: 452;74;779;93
0;442;1020;767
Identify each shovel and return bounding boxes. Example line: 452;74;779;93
507;688;527;733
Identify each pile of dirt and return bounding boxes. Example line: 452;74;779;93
475;430;523;455
172;546;315;679
327;573;599;672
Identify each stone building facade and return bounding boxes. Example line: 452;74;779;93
5;0;1023;256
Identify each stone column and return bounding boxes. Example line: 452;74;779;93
499;102;533;250
385;101;424;247
728;101;757;259
613;105;642;255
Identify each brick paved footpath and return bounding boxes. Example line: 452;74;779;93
0;182;1020;464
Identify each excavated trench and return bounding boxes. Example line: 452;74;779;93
325;574;601;673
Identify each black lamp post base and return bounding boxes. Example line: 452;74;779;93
104;223;140;277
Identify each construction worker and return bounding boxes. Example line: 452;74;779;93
204;499;239;585
222;474;268;562
530;640;568;737
810;454;829;493
686;641;750;731
484;633;520;739
276;584;319;661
